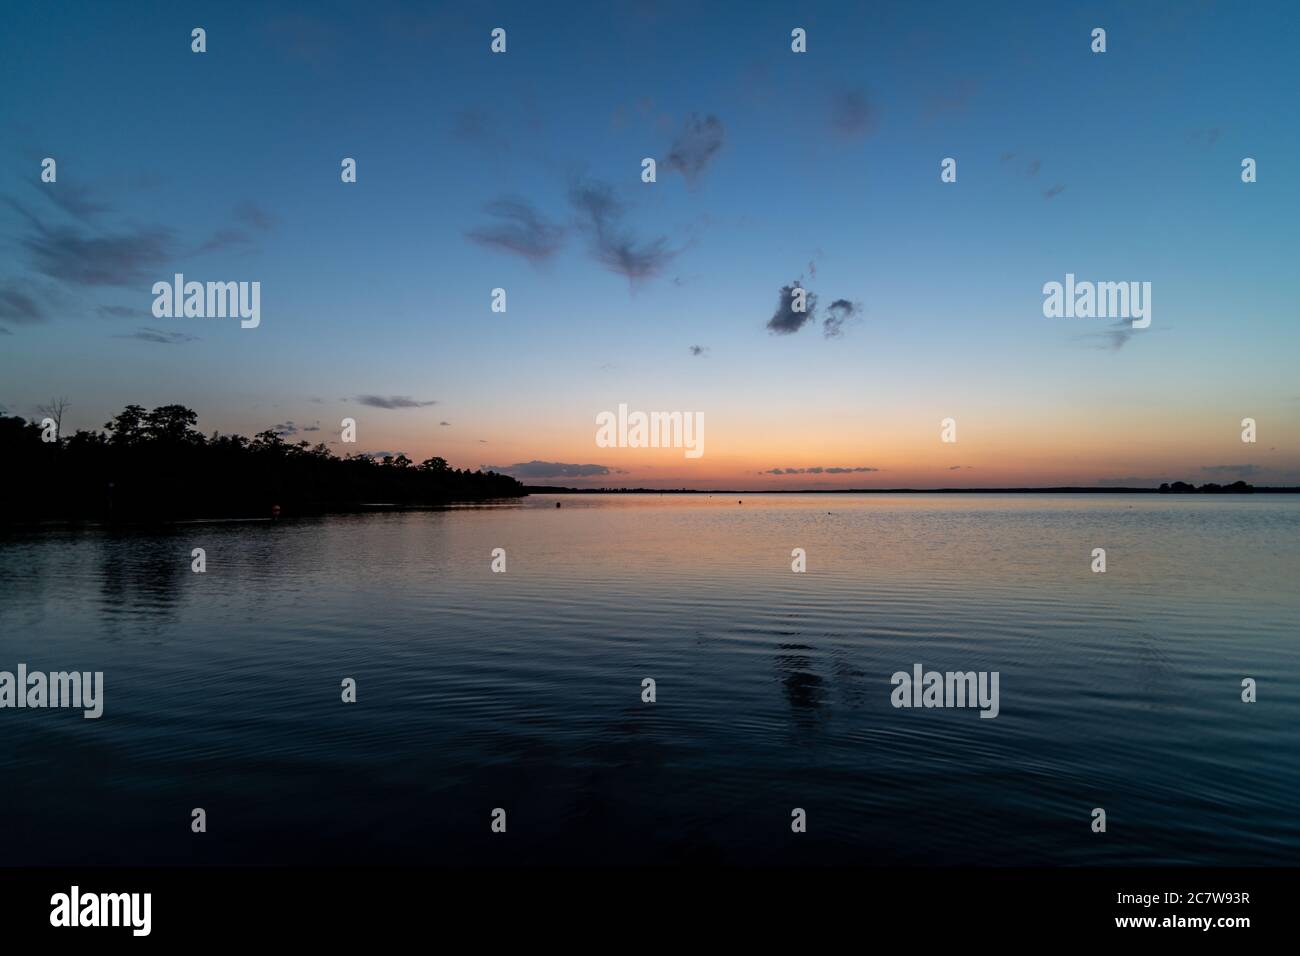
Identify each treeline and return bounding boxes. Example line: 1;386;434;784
0;403;524;522
1158;481;1254;493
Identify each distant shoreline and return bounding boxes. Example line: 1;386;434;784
525;486;1300;495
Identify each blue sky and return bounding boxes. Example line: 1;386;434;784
2;0;1297;486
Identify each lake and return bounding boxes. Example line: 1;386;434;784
1;493;1296;866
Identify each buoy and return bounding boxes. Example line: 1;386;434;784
271;504;281;518
556;501;561;508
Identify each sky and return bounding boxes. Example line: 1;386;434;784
2;0;1298;488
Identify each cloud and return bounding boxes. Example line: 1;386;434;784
766;282;817;335
569;179;676;280
664;113;725;184
453;108;511;152
235;201;276;232
273;421;298;436
302;422;321;432
689;345;708;356
96;304;139;319
465;197;565;263
830;88;878;139
763;466;879;475
114;326;199;344
353;395;437;409
36;182;111;223
0;327;12;335
822;298;861;338
439;421;451;426
193;202;276;255
194;226;255;255
1026;159;1041;177
1043;183;1066;200
484;460;613;478
22;221;175;287
0;280;48;324
1081;319;1142;352
1201;464;1263;477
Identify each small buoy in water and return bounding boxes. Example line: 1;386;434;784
738;499;743;504
271;504;282;518
556;501;561;508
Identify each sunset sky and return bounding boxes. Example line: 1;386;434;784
2;0;1297;488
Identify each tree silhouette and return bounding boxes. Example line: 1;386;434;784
1;402;524;522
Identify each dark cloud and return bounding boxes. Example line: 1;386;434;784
689;344;708;356
302;422;321;432
830;88;878;139
273;421;298;436
194;203;275;254
1081;319;1142;352
822;298;861;339
1026;159;1041;177
465;197;565;263
114;327;199;344
36;182;111;223
354;395;437;409
194;226;255;255
0;280;48;324
569;179;676;280
234;201;276;232
453;108;511;152
1201;464;1263;477
766;282;817;335
0;327;12;336
484;460;613;478
1043;183;1066;199
664;113;725;184
97;304;139;319
439;421;451;426
22;221;175;287
763;466;879;475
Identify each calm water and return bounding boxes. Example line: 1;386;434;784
1;493;1296;866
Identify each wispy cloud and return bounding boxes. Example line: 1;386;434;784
1201;464;1262;477
689;344;708;356
830;88;878;139
763;466;879;475
353;395;437;409
465;197;565;263
114;326;199;344
453;108;511;153
569;179;676;280
0;280;48;324
822;298;861;339
664;113;725;184
483;460;614;478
